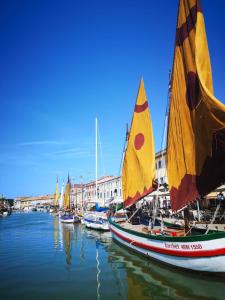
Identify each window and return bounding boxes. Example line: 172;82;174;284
158;160;162;168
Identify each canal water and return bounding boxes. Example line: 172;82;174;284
0;212;225;300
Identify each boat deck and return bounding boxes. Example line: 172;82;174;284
120;221;146;233
118;221;186;237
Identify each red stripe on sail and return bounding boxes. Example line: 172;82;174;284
197;128;225;197
176;2;202;46
170;174;199;211
111;227;225;258
135;101;148;113
124;186;155;208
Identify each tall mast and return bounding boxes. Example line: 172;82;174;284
95;117;98;202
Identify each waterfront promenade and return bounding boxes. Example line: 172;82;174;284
1;212;225;300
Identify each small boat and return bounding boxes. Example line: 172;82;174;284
83;211;109;231
60;175;80;223
110;0;225;273
60;213;80;223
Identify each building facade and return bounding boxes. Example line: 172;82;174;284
14;195;55;209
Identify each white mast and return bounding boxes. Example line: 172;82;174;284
95;117;98;203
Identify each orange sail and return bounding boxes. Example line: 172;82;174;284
122;79;156;208
167;0;225;211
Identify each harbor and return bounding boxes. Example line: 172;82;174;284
1;211;225;300
1;0;225;298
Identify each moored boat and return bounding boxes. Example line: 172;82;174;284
110;0;225;273
60;214;80;223
83;211;109;231
82;118;110;231
109;219;225;272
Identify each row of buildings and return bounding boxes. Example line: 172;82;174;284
14;149;223;210
15;150;168;209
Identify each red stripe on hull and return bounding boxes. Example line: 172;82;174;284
111;226;225;258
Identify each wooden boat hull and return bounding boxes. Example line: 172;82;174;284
109;219;225;273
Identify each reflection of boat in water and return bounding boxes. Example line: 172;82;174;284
81;226;112;300
108;241;225;300
63;223;73;267
83;226;112;245
53;215;78;269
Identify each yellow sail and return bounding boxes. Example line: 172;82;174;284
122;79;156;208
54;177;60;206
64;175;71;209
167;0;225;211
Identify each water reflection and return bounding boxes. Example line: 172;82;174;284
108;241;225;300
53;217;58;252
51;218;225;300
53;217;76;269
63;224;73;267
82;228;112;300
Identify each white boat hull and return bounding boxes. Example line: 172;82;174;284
60;218;74;223
60;215;80;223
83;212;109;231
109;219;225;273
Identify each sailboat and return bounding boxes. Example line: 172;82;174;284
109;0;225;273
60;175;80;223
83;118;109;231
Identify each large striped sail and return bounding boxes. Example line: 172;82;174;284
167;0;225;211
122;79;156;208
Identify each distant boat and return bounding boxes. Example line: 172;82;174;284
60;176;79;223
60;212;80;224
83;211;109;230
110;0;225;273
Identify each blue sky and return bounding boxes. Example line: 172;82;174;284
1;0;225;198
